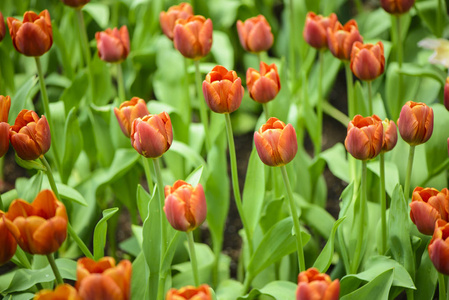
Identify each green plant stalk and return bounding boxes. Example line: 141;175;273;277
288;0;296;84
354;0;363;13
351;160;367;274
379;152;387;255
0;192;3;211
0;155;4;182
14;247;32;269
142;156;154;193
76;8;94;103
315;50;324;157
446;275;449;300
117;63;126;101
187;231;200;286
280;165;306;272
404;145;416;201
367;80;373;116
395;15;404;114
262;102;269;120
345;62;355;118
194;60;211;151
46;253;63;285
420;159;449;186
322;101;349;127
224;113;254;255
439;273;446;300
183;57;192;125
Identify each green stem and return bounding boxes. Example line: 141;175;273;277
0;155;4;181
439;273;446;300
288;0;296;84
183;57;192;125
262;103;269;120
354;0;363;13
351;160;367;274
315;50;324;157
280;165;305;272
224;113;254;255
0;192;3;211
446;275;449;300
322;101;350;127
142;156;154;193
46;253;63;285
367;81;373;116
242;274;253;294
404;145;416;202
379;152;387;255
187;231;200;286
153;158;167;253
194;60;211;151
420;159;449;187
396;15;404;112
156;272;166;300
116;63;126;101
76;9;94;103
14;247;32;269
345;63;355;117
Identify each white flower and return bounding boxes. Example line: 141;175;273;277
418;38;449;68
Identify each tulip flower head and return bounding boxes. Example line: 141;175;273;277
60;0;90;8
0;210;17;266
95;26;130;63
34;284;82;300
429;219;449;275
0;95;11;158
166;284;212;300
7;10;53;57
444;77;449;111
160;3;193;40
114;97;149;138
202;66;244;114
254;118;298;167
236;15;274;53
0;11;5;42
164;180;207;232
296;268;340;300
381;119;398;152
345;115;384;161
303;12;337;50
131;112;173;158
10;109;51;160
76;257;132;300
380;0;415;15
397;101;434;146
327;19;363;61
246;62;281;104
410;187;449;235
173;15;213;60
418;38;449;68
4;190;67;255
350;41;385;81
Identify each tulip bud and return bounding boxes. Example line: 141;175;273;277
410;187;449;235
34;284;82;300
130;112;173;158
444;77;449;111
254;117;298;167
10;109;51;160
174;15;213;60
164;180;207;232
76;257;132;300
166;284;212;300
0;211;17;266
303;12;337;50
246;61;281;104
95;26;130;63
7;10;52;57
160;3;193;41
0;11;5;42
345;115;383;161
4;190;67;255
350;41;385;81
60;0;90;8
114;97;149;138
296;268;340;300
327;19;363;61
429;219;449;275
397;101;434;146
382;119;398;152
236;15;274;53
380;0;415;15
0;95;11;158
202;65;244;114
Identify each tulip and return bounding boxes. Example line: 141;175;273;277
76;257;132;300
303;12;337;50
9;109;51;160
380;0;415;15
164;180;207;232
350;41;385;81
160;3;193;40
95;26;130;63
202;66;244;114
236;15;273;53
429;219;449;275
173;15;213;60
418;38;449;68
0;210;17;266
397;101;434;146
0;95;11;158
254;117;298;167
381;119;398;152
60;0;90;8
3;190;67;255
130;112;173;158
327;19;363;61
296;268;340;300
7;10;52;57
114;97;149;138
444;77;449;111
246;62;281;104
34;284;82;300
345;115;383;161
166;284;212;300
0;11;5;42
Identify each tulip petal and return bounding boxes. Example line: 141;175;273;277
189;184;207;229
14;22;50;57
78;274;123;300
247;21;273;52
254;131;277;166
164;194;190;231
32;216;67;254
278;124;298;165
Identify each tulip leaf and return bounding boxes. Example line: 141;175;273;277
319;143;350;183
14;154;46;172
238;280;297;300
414;251;438;300
367;160;400;198
169;141;207;173
16;172;43;203
131;252;150;300
40;181;87;207
161;231;182;275
93;207;119;260
211;30;234;69
425;104;449;178
137;184;151;222
341;268;394;300
0;47;16;93
60;71;88;115
313;216;346;272
83;3;110;29
216;279;244;300
61;107;83;184
399;63;446;85
185;165;205;186
8;76;37;125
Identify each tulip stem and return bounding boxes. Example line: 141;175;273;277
367;81;373;116
0;192;3;211
187;231;200;286
262;103;269;120
224;113;254;255
116;63;126;101
315;50;324;157
438;272;447;300
142;156;154;194
345;63;355;117
183;57;192;125
379;152;387;255
404;145;416;202
288;0;296;84
351;160;367;274
153;158;167;254
194;60;211;151
395;15;404;115
46;253;63;285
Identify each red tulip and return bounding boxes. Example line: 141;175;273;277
166;284;212;300
345;115;383;160
114;97;149;138
327;19;363;61
0;11;5;42
429;219;449;275
444;77;449;111
246;61;281;104
397;101;434;146
350;41;385;81
296;268;340;300
34;284;82;300
0;210;17;266
381;119;398;152
303;12;337;50
0;95;11;158
95;26;130;63
174;15;213;59
380;0;415;15
160;3;193;40
60;0;90;8
236;15;273;53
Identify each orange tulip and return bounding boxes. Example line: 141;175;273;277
236;15;273;53
303;12;337;50
0;11;5;42
7;10;52;57
0;210;17;266
444;77;449;111
344;115;383;160
174;15;213;59
327;19;363;61
76;257;132;300
0;95;11;157
202;65;244;114
130;112;173;158
397;101;434;146
95;26;130;63
380;0;415;15
160;3;193;40
60;0;90;8
34;284;82;300
428;219;449;275
296;268;340;300
246;62;281;104
9;109;51;160
4;190;67;255
166;284;212;300
164;180;207;232
381;119;398;152
114;97;149;138
350;41;385;81
254;117;298;167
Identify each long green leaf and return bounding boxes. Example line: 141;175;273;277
341;269;394;300
93;207;119;260
238;281;297;300
313;216;346;272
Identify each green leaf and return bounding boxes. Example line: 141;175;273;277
60;71;88;114
313;216;346;272
16;172;43;203
185;165;205;186
170;141;207;172
93;207;119;260
239;281;297;300
211;30;234;69
51;20;74;80
216;279;244;300
131;252;150;300
319;143;349;183
425;104;449;176
137;184;151;222
9;76;37;125
414;250;438;300
367;160;400;198
83;3;110;28
0;47;16;93
399;63;446;84
341;268;394;300
61;107;83;183
161;231;183;275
